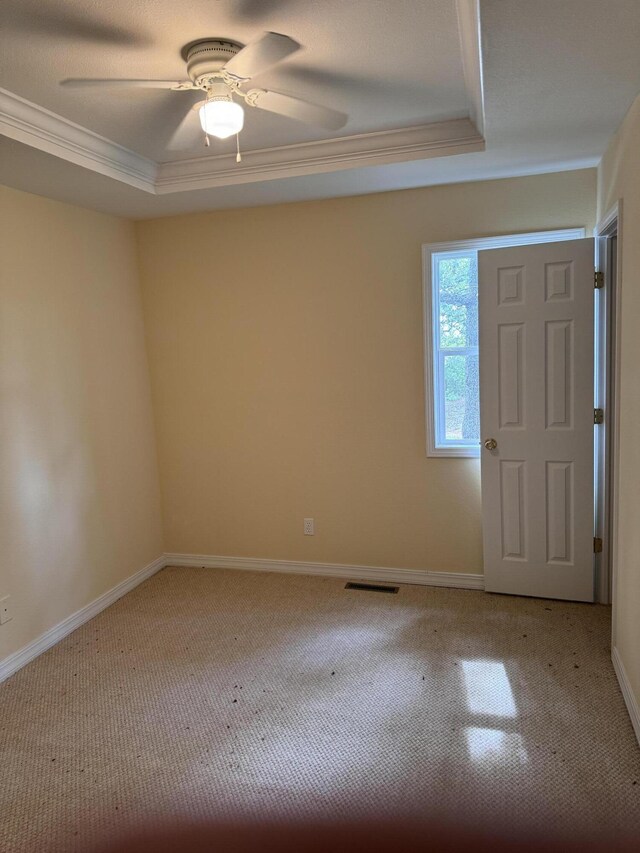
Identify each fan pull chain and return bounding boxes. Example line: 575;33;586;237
236;133;242;163
204;133;210;148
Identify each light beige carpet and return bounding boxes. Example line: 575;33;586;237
0;567;638;851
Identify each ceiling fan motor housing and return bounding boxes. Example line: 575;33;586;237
185;39;243;86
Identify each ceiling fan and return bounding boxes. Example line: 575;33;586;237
61;32;348;157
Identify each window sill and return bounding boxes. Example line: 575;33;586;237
427;445;480;459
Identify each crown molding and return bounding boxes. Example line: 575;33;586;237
0;87;157;193
456;0;486;136
0;87;484;195
155;118;484;193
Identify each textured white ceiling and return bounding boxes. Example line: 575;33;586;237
2;0;640;216
0;0;469;161
482;0;640;155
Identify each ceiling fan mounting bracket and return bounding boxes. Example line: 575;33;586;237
244;90;261;108
183;39;244;85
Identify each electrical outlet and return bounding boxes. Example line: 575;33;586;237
0;596;12;625
303;518;315;536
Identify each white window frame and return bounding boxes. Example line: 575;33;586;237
422;228;586;458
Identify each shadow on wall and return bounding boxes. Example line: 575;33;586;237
0;305;99;640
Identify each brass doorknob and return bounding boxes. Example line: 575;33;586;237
483;438;498;450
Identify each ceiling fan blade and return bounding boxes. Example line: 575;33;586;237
223;32;300;81
247;89;347;130
60;79;194;90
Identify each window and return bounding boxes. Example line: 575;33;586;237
422;229;586;457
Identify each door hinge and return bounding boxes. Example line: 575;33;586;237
594;408;604;424
594;537;603;553
594;271;604;289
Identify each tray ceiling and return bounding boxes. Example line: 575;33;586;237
2;1;640;217
1;0;477;160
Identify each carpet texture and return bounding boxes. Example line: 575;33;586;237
0;566;639;851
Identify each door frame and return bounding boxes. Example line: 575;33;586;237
594;201;623;607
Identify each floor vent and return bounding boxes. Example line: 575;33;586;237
344;582;399;594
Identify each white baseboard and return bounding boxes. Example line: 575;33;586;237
164;552;485;591
612;646;640;746
0;552;483;686
0;555;165;685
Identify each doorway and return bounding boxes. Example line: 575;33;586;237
423;224;619;603
594;204;621;605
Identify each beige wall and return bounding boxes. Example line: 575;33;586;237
137;169;596;573
0;186;164;662
598;94;640;720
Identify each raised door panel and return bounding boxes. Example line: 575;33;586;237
500;460;527;561
545;320;573;429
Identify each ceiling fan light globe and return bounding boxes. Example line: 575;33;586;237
199;100;244;139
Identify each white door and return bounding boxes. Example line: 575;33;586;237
478;239;595;601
